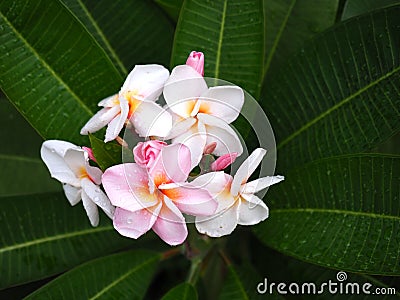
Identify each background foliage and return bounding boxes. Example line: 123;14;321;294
1;0;399;298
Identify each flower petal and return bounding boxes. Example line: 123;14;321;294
199;86;244;123
40;140;80;186
130;101;172;137
241;175;284;194
159;183;217;216
231;148;267;196
121;64;169;101
195;201;239;237
113;204;161;239
238;194;269;225
186;51;204;76
81;189;99;226
166;117;197;140
102;163;159;211
104;97;129;142
64;148;86;176
81;178;115;219
191;171;232;197
211;152;238;171
98;94;117;107
164;65;208;118
197;113;243;157
63;184;81;206
172;120;207;169
152;197;188;246
80;106;120;135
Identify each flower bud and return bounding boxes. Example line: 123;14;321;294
186;51;204;76
133;140;167;169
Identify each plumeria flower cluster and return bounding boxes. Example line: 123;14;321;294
41;51;284;246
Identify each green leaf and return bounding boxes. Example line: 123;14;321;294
342;0;400;20
254;154;400;275
261;6;400;171
88;134;133;171
263;0;339;80
162;282;197;300
0;192;133;289
171;0;264;97
25;250;160;299
0;0;124;145
60;0;175;71
155;0;183;22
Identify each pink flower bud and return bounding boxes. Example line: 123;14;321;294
186;51;204;76
203;142;217;154
82;147;97;163
133;140;167;169
211;152;238;171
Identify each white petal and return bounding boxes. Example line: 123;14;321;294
98;94;117;107
172;121;207;169
199;86;244;123
241;175;284;194
166;117;197;140
64;148;86;176
195;201;239;237
238;194;269;225
85;165;103;185
80;106;120;135
130;101;172;137
40;140;80;186
231;148;266;196
197;113;243;156
81;178;115;219
121;64;169;100
81;189;99;226
191;171;232;196
163;65;208;117
63;184;81;206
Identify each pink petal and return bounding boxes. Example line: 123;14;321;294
130;101;172;137
163;65;208;118
238;194;269;225
211;152;238;171
152;197;188;246
149;143;192;186
80;106;120;135
231;148;266;196
40;140;80;186
113;204;161;239
198;86;244;123
203;142;217;154
197;113;243;156
159;183;217;216
81;178;115;219
82;147;97;163
121;65;169;101
102;163;159;211
186;51;204;76
241;175;284;194
81;189;99;226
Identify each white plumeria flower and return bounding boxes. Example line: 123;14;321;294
163;65;244;168
81;65;172;142
41;140;115;226
193;148;284;237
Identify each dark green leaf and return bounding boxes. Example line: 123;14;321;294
61;0;175;71
342;0;400;20
263;0;339;80
162;282;197;300
261;6;400;170
89;134;132;171
25;250;160;299
155;0;183;22
0;192;132;289
0;0;123;145
171;0;264;97
254;154;400;275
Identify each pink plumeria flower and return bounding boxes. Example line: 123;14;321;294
186;51;204;76
163;64;244;168
193;148;284;237
102;143;217;246
40;140;115;226
133;140;167;169
81;65;172;142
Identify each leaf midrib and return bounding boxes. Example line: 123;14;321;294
0;154;42;163
0;11;94;116
277;65;400;149
0;226;113;254
273;208;400;221
214;0;227;79
88;256;158;300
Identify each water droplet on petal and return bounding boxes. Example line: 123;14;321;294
127;218;133;224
